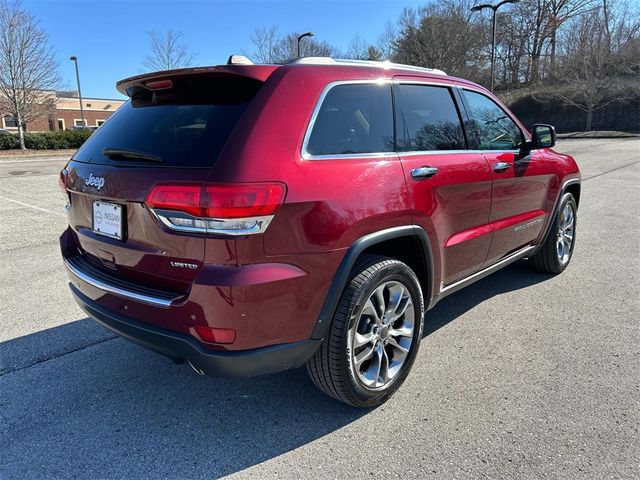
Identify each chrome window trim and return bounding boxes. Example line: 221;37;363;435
399;150;480;157
301;80;396;161
300;80;529;160
459;87;531;144
399;149;522;157
393;79;457;89
64;259;176;309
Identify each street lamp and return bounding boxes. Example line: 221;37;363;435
471;0;519;92
69;56;85;127
297;32;314;58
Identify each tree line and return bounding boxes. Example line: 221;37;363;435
1;0;638;149
251;0;639;131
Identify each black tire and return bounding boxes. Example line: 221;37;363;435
306;255;424;408
529;192;577;274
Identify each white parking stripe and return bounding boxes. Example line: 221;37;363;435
0;194;66;217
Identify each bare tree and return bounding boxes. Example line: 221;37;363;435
0;0;60;149
250;27;338;63
251;26;279;63
494;12;531;86
344;34;369;60
142;30;196;71
342;34;385;61
552;1;639;130
376;22;397;60
393;1;484;79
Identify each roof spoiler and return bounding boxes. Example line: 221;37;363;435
116;63;275;97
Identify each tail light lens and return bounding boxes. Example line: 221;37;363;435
203;184;286;218
59;168;68;194
59;168;71;210
146;182;286;236
146;184;202;217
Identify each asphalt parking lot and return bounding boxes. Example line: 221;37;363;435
0;138;638;479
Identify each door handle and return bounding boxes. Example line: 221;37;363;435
493;162;512;173
411;166;439;180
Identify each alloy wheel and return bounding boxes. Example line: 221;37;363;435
348;281;415;389
556;202;575;265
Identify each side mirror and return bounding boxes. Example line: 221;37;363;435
530;124;556;149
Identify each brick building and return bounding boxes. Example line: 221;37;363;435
1;92;125;132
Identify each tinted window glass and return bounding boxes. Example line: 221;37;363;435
464;90;523;150
73;76;262;167
396;85;465;152
306;84;393;156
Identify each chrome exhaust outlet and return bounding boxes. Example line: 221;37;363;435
188;361;205;375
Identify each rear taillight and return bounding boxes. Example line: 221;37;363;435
145;184;202;217
59;168;68;194
59;168;71;210
145;182;286;236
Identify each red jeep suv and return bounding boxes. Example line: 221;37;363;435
60;57;581;407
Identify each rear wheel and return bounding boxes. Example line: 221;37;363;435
529;193;577;274
306;255;424;408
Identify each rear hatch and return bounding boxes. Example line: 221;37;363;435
63;71;267;293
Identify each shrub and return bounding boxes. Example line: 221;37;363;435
0;129;93;150
0;134;20;150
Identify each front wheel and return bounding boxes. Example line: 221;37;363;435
306;255;424;408
529;192;577;274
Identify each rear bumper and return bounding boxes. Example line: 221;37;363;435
70;284;321;377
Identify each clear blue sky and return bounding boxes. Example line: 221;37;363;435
26;0;424;100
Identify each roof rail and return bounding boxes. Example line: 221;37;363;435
285;57;447;76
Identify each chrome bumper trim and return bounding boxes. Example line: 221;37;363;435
64;259;176;309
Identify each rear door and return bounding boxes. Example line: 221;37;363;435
460;89;553;265
394;80;493;286
64;74;263;292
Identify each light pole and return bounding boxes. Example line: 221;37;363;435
69;56;85;127
471;0;519;92
297;32;314;58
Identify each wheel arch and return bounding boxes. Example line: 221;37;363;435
310;225;435;340
535;177;581;250
565;182;581;207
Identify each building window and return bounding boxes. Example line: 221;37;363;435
86;103;92;108
58;119;65;131
3;116;18;128
96;120;105;127
74;119;86;127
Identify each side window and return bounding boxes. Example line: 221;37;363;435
395;84;466;152
464;90;523;150
306;83;393;156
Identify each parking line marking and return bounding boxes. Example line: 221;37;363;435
0;194;66;217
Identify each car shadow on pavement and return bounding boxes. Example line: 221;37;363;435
423;259;553;337
0;260;552;479
0;319;366;479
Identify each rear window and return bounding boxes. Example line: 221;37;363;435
72;76;262;167
305;83;394;157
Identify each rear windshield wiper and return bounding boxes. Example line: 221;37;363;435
102;147;163;163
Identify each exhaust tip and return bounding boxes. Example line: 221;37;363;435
188;361;205;376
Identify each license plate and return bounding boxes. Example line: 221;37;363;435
92;201;123;240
